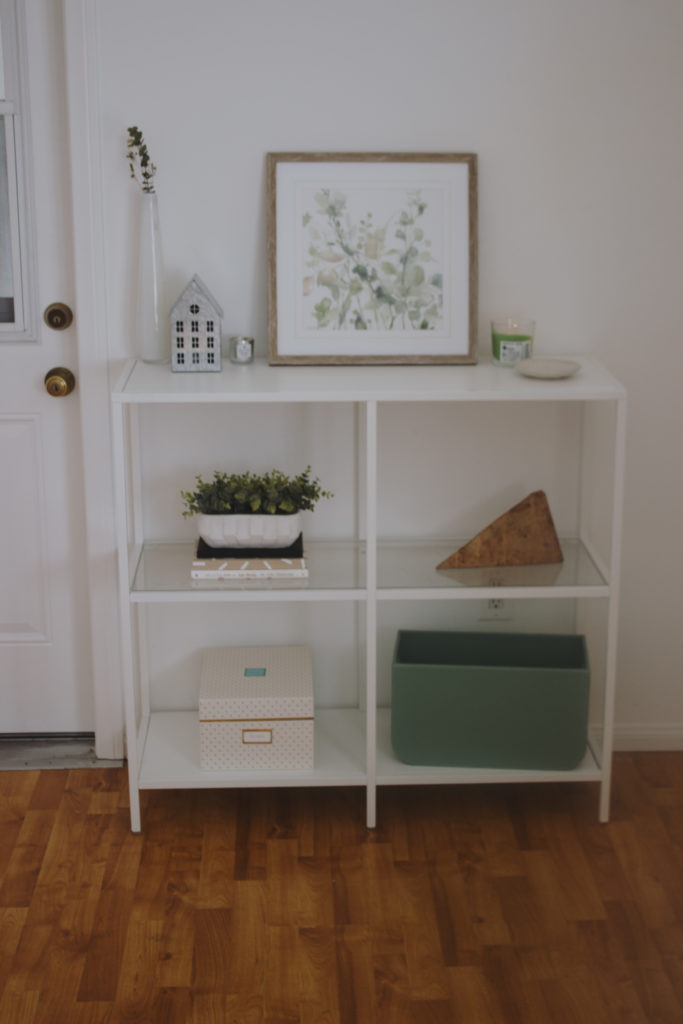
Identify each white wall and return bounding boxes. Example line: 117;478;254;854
98;0;683;744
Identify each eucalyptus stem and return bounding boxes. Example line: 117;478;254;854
126;125;157;193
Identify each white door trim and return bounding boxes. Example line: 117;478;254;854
62;0;123;758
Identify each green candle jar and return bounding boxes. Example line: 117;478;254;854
491;318;535;366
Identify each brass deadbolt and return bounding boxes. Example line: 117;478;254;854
43;302;74;330
44;367;76;397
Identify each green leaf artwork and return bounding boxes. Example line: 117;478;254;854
301;188;444;332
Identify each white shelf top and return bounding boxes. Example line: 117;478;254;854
112;354;625;404
138;709;367;788
374;710;603;784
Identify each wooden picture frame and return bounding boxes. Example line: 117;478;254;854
267;152;478;365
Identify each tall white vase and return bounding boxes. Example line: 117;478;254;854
136;191;167;363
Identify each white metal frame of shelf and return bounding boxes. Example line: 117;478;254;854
111;355;626;833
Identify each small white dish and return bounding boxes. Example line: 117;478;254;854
515;358;580;380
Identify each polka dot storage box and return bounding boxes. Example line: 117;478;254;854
199;646;314;770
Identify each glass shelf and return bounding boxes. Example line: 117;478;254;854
377;538;608;594
130;537;608;600
131;540;367;599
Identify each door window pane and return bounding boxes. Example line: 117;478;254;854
0;116;15;322
0;0;34;337
0;17;5;99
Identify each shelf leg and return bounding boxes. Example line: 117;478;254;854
598;395;627;824
111;399;143;833
129;785;141;833
365;787;376;829
598;783;610;823
364;400;378;830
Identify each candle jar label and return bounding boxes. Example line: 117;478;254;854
494;335;532;365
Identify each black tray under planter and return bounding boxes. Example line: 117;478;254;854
391;630;590;771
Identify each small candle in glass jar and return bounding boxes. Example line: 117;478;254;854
229;336;254;364
491;318;535;366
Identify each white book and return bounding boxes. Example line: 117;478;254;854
191;557;308;580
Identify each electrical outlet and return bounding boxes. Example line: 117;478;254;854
479;597;511;621
479;574;511;621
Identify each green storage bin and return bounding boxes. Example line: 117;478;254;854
391;630;589;770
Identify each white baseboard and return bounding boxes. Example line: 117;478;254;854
612;724;683;751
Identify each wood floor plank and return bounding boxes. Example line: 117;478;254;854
332;846;369;927
157;900;195;990
407;999;455;1023
0;810;53;908
477;788;530;878
190;992;263;1023
0;906;27;962
448;963;507;1023
111;904;165;1016
391;862;451;999
0;774;41;892
434;849;503;963
599;902;683;1022
266;840;334;929
298;926;340;1024
196;798;237;910
263;924;300;1023
0;770;40;820
0;985;40;1024
610;819;683;928
427;860;460;967
77;828;144;1002
373;789;413;864
372;949;411;1024
195;882;266;995
362;843;407;929
402;921;450;1001
335;924;375;1024
495;866;566;950
27;770;68;811
30;935;91;1024
233;789;267;881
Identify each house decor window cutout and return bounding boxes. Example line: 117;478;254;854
170;274;223;372
436;490;564;570
267;152;478;365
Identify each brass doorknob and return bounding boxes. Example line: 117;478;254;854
44;367;76;397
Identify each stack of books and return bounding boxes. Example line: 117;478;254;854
191;556;308;580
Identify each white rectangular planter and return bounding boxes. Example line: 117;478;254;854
199;645;314;770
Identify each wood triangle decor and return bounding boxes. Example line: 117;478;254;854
437;490;564;570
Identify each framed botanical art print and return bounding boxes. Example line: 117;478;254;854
267;152;477;365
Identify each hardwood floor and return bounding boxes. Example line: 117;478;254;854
0;753;681;1022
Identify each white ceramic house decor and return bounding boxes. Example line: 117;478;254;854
170;275;223;372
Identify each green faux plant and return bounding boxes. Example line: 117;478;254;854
181;467;333;517
126;125;157;193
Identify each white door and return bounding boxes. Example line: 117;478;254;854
0;0;94;734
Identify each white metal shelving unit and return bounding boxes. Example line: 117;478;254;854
112;355;626;832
